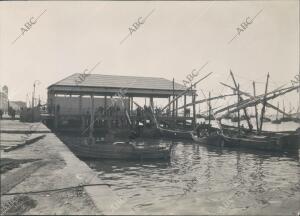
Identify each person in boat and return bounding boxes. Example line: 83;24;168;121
196;123;201;137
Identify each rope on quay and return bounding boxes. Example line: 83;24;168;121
1;183;111;196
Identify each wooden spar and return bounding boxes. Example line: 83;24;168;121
161;72;213;112
230;71;253;131
253;82;259;132
199;88;223;134
174;94;235;112
218;84;300;118
133;100;142;108
237;84;241;134
208;92;211;125
298;71;300;115
221;82;288;98
184;94;187;117
259;73;270;134
282;100;285;118
201;105;223;116
276;101;279;120
192;84;196;128
220;82;290;117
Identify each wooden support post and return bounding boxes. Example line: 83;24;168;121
252;82;259;132
192;87;196;128
104;96;107;115
168;97;171;117
127;96;130;113
150;97;154;108
175;98;178;117
130;97;133;115
90;94;95;138
53;93;58;131
79;95;84;131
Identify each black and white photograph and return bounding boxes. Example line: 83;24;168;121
0;0;299;215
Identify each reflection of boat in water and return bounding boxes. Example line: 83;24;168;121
64;138;172;160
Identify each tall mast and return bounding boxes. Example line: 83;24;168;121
253;81;259;132
237;84;241;134
208;92;211;125
276;101;279;120
230;70;253;131
259;73;270;134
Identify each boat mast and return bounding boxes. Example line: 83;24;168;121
276;101;279;120
230;70;253;131
259;73;270;134
252;81;259;132
161;72;213;112
298;70;300;117
208;92;211;125
283;99;285;119
237;84;241;135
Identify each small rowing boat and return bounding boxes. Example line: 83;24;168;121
65;138;172;160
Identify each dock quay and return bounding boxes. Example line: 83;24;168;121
0;120;133;215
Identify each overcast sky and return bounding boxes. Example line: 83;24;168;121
0;0;299;112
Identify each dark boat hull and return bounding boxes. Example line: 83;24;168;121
158;127;192;140
211;134;299;152
66;142;171;160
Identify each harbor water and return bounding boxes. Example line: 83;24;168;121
65;121;300;215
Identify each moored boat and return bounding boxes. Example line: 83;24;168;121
158;127;192;140
65;139;172;160
191;132;222;147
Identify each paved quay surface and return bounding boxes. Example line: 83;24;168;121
0;120;130;215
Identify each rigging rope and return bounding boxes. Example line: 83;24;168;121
1;183;111;196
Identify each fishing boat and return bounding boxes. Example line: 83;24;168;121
64;137;172;160
191;126;299;152
219;132;299;152
272;119;281;124
193;72;300;152
158;126;192;140
191;131;222;146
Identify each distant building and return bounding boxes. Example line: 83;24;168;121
0;86;26;113
10;101;27;113
0;85;8;112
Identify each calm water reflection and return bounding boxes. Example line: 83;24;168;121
84;141;300;215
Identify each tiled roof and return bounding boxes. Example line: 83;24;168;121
49;73;186;91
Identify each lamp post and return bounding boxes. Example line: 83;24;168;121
31;80;40;122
